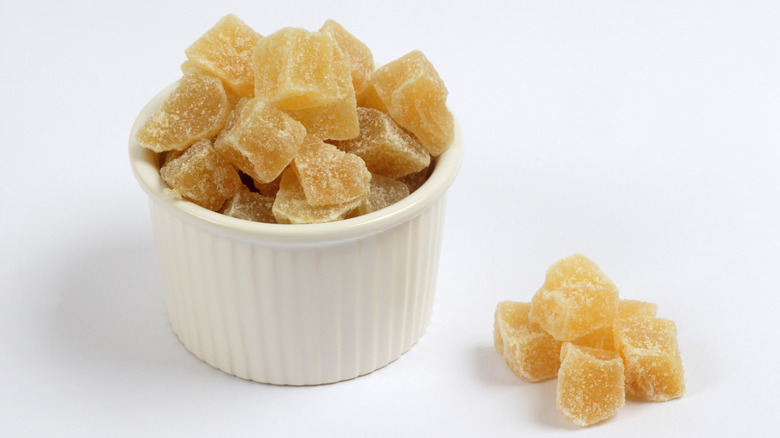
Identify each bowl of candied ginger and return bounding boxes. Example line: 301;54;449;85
129;15;462;385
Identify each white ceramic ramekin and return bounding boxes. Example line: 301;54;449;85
129;83;463;385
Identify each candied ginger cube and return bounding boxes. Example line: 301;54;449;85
253;27;344;110
494;301;563;382
214;97;306;183
530;254;619;341
573;299;659;351
357;174;410;215
397;166;430;193
284;60;359;140
135;72;231;152
272;168;367;224
613;316;685;401
334;107;430;179
557;343;625;427
618;300;658;319
184;14;263;98
319;19;375;94
572;325;615;351
223;97;249;132
253;173;281;198
160;138;242;211
357;50;453;156
221;187;276;223
292;135;371;206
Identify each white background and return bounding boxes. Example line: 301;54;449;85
2;0;778;436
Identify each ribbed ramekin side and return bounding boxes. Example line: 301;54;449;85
147;192;448;385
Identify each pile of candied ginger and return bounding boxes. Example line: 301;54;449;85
494;254;685;427
135;15;454;224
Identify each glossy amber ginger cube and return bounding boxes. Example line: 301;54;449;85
613;316;685;401
493;301;562;382
220;186;276;223
284;59;359;140
292;135;371;206
159;139;242;211
184;14;263;98
530;254;619;341
272;168;367;224
214;97;306;183
573;299;658;351
319;19;375;94
253;27;344;111
357;50;453;156
135;72;231;152
557;343;625;427
334;107;430;179
357;174;410;215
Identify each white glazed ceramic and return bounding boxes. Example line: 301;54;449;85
129;83;463;385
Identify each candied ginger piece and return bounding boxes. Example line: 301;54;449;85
573;299;659;351
160;138;242;211
529;254;619;341
285;60;359;140
253;27;343;110
613;316;685;401
334;107;430;178
223;97;249;132
135;72;231;152
184;14;263;98
357;50;453;156
397;166;430;193
557;343;625;427
272;168;367;224
214;97;306;183
253;173;282;198
618;300;658;319
357;174;410;215
319;19;375;94
494;301;562;382
572;325;615;351
221;187;276;223
292;135;371;206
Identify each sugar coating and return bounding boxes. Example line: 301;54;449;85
184;14;263;98
272;168;367;224
159;139;242;211
358;174;410;215
557;343;625;427
214;97;306;183
357;50;453;156
494;301;562;382
284;60;359;140
253;27;344;110
221;187;276;223
292;135;371;206
613;316;685;401
136;72;230;152
334;107;430;178
530;254;619;341
319;19;375;94
573;299;659;351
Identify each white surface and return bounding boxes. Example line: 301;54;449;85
1;0;778;436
